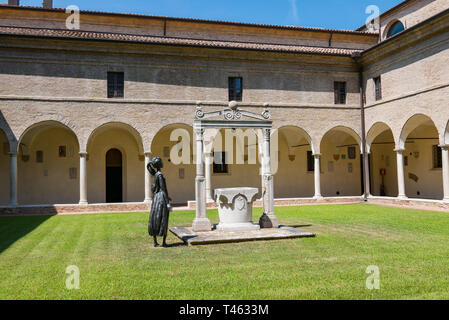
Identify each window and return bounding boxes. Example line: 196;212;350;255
36;151;44;163
387;21;405;38
213;152;228;174
433;145;442;169
307;151;314;172
334;81;346;105
228;77;243;101
374;76;382;101
59;146;66;158
107;72;124;98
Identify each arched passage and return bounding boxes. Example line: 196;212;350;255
87;122;144;204
0;128;10;205
320;126;362;197
17;121;80;205
151;123;194;204
275;126;315;198
367;122;397;196
399;114;442;200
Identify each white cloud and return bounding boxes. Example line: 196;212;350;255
288;0;299;25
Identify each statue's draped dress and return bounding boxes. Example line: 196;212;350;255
148;171;170;237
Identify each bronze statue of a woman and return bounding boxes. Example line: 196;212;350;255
147;157;172;247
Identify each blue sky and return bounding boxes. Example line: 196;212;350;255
6;0;404;30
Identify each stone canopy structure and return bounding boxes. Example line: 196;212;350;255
0;0;449;214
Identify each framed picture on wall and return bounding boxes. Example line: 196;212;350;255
348;146;356;159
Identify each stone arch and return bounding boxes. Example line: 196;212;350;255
277;125;315;155
319;126;363;197
16;114;80;151
86;122;144;155
319;126;362;154
398;114;439;150
17;120;80;155
148;122;192;154
0;114;16;154
366;122;395;153
150;123;195;204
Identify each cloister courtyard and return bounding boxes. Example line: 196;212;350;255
1;204;448;300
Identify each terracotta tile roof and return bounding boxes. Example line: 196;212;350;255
0;26;364;56
0;4;378;36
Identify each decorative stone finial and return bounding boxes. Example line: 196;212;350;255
229;101;238;110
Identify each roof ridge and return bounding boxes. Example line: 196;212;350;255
0;25;365;52
0;25;363;57
0;4;378;36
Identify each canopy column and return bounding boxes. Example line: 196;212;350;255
192;126;212;232
261;128;279;228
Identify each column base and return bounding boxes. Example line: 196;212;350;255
397;195;408;200
313;195;324;200
443;198;449;203
79;200;88;205
192;218;212;232
8;202;18;207
144;199;152;204
260;213;279;229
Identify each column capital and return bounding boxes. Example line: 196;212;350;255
79;152;88;156
439;145;449;150
8;152;17;157
262;128;271;140
144;152;152;157
394;148;406;153
313;153;322;157
195;127;205;135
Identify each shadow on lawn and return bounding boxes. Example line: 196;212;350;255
288;224;313;228
0;215;52;254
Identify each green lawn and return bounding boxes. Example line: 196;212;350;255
1;204;449;300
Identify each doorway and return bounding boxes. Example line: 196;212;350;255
106;148;123;203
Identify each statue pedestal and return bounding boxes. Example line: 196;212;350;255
214;188;260;232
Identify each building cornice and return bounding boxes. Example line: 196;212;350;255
0;95;361;110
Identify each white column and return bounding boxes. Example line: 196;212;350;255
144;152;152;203
395;149;407;199
9;152;18;206
261;128;279;228
79;152;88;205
192;127;211;232
313;154;323;199
441;146;449;202
205;152;213;202
363;152;371;198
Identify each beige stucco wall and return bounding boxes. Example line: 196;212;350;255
87;128;144;204
17;127;79;205
369;130;398;197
